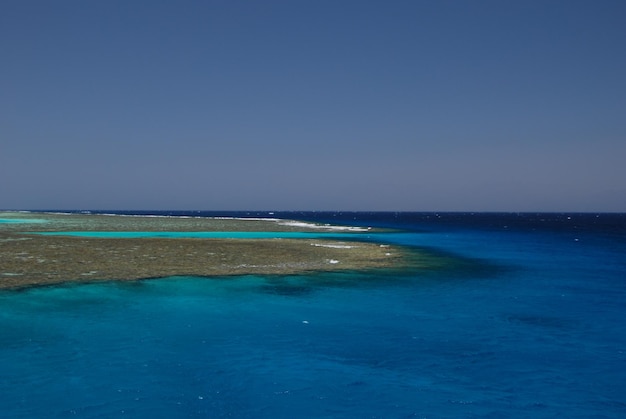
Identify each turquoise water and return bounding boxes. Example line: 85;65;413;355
0;218;46;223
1;212;625;418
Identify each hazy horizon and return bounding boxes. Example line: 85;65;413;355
3;208;625;215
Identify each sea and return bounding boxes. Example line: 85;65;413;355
1;211;625;418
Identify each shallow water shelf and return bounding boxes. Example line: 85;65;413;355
0;218;47;223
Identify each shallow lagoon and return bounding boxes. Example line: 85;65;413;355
0;218;46;223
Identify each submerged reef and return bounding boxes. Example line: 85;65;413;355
0;212;420;290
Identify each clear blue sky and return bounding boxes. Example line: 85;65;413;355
2;0;625;211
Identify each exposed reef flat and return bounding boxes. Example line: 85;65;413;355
0;212;434;290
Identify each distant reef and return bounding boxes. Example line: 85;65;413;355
0;212;419;290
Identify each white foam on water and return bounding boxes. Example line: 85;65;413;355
211;217;281;222
311;243;357;249
278;221;369;231
211;217;370;232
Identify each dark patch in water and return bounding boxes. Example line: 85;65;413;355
389;243;514;282
259;283;314;296
504;314;572;329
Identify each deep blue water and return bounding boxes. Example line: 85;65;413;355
1;212;625;418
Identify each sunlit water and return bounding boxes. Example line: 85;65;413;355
1;212;625;418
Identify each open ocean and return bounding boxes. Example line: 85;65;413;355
1;211;625;418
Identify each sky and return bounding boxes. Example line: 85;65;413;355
1;0;625;212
